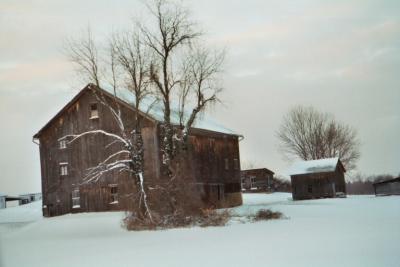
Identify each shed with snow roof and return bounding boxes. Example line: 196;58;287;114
33;84;243;217
241;168;275;191
19;193;42;205
288;157;346;200
373;177;400;196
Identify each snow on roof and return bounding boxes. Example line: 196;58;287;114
101;85;240;136
0;193;6;197
19;193;42;197
287;157;340;176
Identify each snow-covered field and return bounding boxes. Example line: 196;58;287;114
0;193;399;267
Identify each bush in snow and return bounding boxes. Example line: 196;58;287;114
252;209;283;221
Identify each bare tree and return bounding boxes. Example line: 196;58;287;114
277;106;360;170
181;46;224;137
63;0;226;228
139;0;204;167
65;28;154;223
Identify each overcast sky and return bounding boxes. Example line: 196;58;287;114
1;0;399;195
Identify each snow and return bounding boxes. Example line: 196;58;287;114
287;157;340;175
101;86;240;136
0;193;399;267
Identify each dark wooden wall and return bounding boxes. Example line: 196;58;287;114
38;87;242;216
38;89;155;217
187;131;242;208
241;169;274;191
374;180;400;196
290;168;346;200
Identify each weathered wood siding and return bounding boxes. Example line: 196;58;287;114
374;180;400;196
241;169;274;191
37;87;242;216
187;131;242;208
290;168;346;200
38;89;155;217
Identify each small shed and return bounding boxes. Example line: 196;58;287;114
0;193;6;209
19;193;42;205
241;168;275;191
288;157;346;200
373;177;400;196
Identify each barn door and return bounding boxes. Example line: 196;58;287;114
217;184;225;201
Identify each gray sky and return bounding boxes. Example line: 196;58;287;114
1;0;399;195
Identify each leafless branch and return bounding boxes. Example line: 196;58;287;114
277;106;361;170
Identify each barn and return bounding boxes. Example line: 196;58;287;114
288;157;346;200
241;168;274;191
33;84;243;217
373;177;400;196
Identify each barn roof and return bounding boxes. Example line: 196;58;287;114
241;168;275;175
0;193;6;197
287;157;345;176
101;85;239;136
373;177;400;186
19;193;42;197
34;84;241;138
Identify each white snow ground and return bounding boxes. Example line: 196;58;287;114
0;193;399;267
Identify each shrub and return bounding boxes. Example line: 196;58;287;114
123;208;232;230
253;209;283;221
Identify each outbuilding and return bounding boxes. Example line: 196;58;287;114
241;168;275;191
288;157;346;200
19;193;42;205
373;177;400;196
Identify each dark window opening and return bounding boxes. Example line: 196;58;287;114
72;188;80;208
90;103;99;119
217;185;224;201
308;184;313;193
233;158;239;170
110;185;118;203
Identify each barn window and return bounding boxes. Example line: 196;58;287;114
72;188;80;208
60;163;68;176
241;177;246;188
251;176;256;189
308;184;313;193
217;185;224;201
109;185;118;204
90;103;99;119
233;158;239;170
224;158;229;170
59;139;67;149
